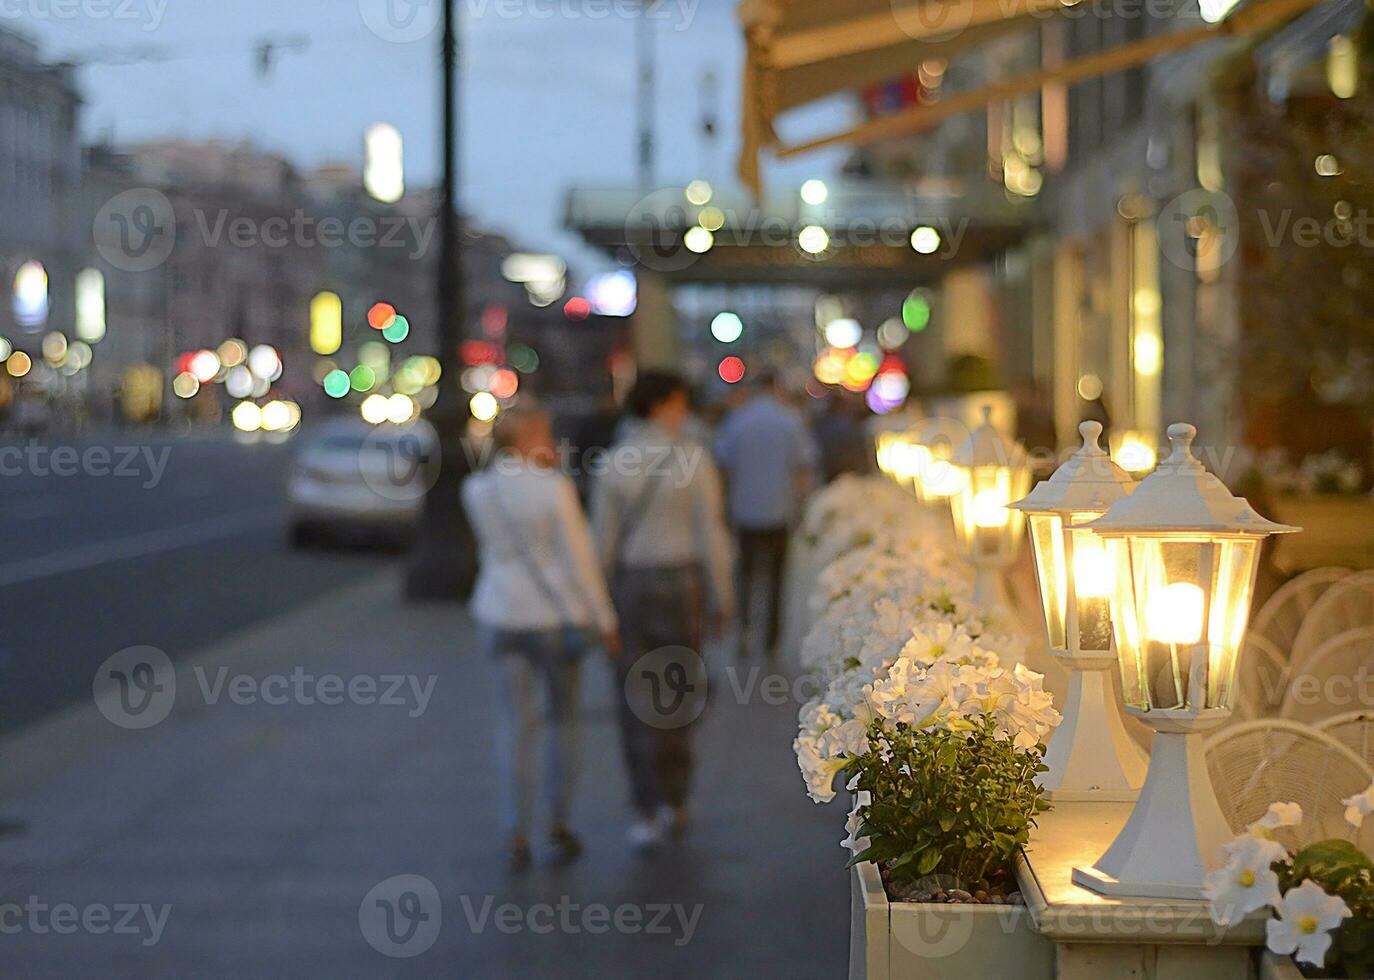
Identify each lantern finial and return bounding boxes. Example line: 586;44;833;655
1079;420;1104;452
1164;423;1197;463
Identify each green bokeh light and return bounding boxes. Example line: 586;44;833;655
349;364;377;393
382;315;410;344
902;291;931;332
323;369;351;398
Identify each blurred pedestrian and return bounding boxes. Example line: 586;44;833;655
593;371;734;849
462;405;619;871
813;393;871;483
714;370;818;660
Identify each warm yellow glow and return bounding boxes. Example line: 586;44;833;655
800;179;829;206
1145;582;1205;646
685;180;713;206
361;393;392;425
310;291;343;356
1328;35;1358;99
386;393;416;424
683;226;714;254
1112;432;1157;475
798;225;830;255
232;401;262;432
1072;532;1114;598
972;488;1010;528
923;461;964;498
76;269;106;343
6;351;32;378
469;391;499;423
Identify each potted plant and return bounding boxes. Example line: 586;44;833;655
1204;788;1374;979
796;619;1060;980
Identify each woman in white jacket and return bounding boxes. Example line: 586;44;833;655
462;405;618;870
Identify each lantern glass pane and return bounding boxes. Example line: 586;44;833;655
916;441;960;504
1114;536;1212;711
952;463;1031;561
1108;538;1147;708
1207;538;1259;708
1069;511;1112;652
1029;514;1067;649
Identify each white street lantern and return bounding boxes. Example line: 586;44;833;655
1071;423;1299;900
950;406;1030;610
910;417;964;506
1011;421;1149;801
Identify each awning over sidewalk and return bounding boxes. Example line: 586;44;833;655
740;0;1327;195
739;0;1056;193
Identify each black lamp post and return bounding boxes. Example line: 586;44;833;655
404;0;478;601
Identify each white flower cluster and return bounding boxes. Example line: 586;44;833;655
1204;794;1374;969
790;477;1056;807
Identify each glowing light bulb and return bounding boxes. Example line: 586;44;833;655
1072;536;1114;598
972;489;1010;528
1145;582;1205;645
924;463;963;497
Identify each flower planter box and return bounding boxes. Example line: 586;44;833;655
849;861;1054;980
1260;950;1357;980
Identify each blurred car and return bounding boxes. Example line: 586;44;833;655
287;418;438;546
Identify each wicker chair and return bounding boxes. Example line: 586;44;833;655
1281;627;1374;726
1289;570;1374;680
1231;634;1289;722
1249;566;1349;657
1205;719;1374;852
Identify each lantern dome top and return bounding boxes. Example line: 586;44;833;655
1010;421;1136;515
952;405;1027;470
1082;423;1299;537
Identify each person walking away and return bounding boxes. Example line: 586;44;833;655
713;370;818;660
462;405;619;871
592;371;734;849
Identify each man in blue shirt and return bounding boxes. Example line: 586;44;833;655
714;370;818;659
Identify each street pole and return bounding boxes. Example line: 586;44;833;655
636;5;655;190
405;0;477;601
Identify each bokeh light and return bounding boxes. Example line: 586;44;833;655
6;351;31;378
470;391;500;422
910;226;942;254
350;365;377;392
824;318;862;349
684;179;713;206
798;225;829;255
711;312;744;344
683;226;714;254
172;372;200;399
323;369;351;398
902;291;932;332
382;315;410;344
800;179;829;205
718;356;746;384
232;401;262;432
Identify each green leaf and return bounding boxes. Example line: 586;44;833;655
1291;839;1374;882
917;849;942;875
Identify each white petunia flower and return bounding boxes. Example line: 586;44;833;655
1341;783;1374;828
1203;836;1284;926
1248;801;1303;838
842;790;872;854
1266;881;1352;968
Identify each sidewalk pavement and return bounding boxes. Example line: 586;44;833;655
0;571;848;978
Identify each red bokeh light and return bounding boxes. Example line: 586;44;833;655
461;340;505;366
563;297;591;320
489;368;519;399
718;356;746;384
368;302;397;330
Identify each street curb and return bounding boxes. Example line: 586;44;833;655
0;569;404;802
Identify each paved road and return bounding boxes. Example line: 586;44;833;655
0;428;395;736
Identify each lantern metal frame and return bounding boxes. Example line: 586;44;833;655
1010;421;1149;802
949;406;1031;611
1070;423;1299;900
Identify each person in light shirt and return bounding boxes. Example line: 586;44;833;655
462;405;619;871
714;369;818;659
593;371;734;849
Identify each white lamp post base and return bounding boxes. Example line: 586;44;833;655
1071;715;1233;900
1041;664;1149;802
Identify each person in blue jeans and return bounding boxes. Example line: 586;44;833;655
714;369;818;659
462;405;619;870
